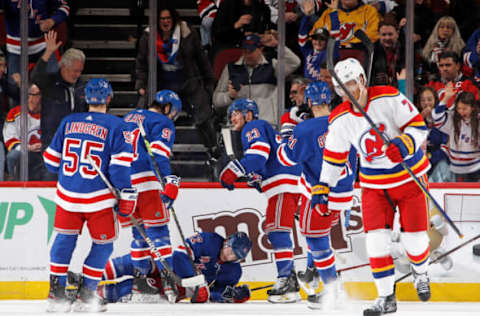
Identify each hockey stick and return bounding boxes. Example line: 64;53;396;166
354;29;374;87
221;127;236;160
136;121;202;279
325;38;463;239
85;154;204;288
395;232;480;284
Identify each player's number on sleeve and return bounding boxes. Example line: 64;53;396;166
63;138;105;179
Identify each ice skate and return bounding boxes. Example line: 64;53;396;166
65;271;81;302
363;293;397;316
161;273;178;304
46;275;71;313
413;270;431;301
307;280;344;310
297;267;319;296
130;270;162;303
72;281;107;312
267;271;301;303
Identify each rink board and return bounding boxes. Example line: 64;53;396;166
0;182;480;301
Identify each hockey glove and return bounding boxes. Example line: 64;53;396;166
160;175;180;209
247;172;263;193
311;183;330;216
219;159;245;190
221;284;251;303
385;134;415;163
116;188;138;217
191;282;210;303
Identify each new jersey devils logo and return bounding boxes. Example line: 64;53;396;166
337;23;356;42
360;123;386;162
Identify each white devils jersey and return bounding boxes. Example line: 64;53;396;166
321;86;430;189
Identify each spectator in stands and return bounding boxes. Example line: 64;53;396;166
298;0;340;82
213;34;301;127
280;76;311;139
311;0;380;49
463;28;480;80
371;19;405;87
421;16;465;81
31;30;86;179
211;0;272;58
415;86;453;182
427;51;479;109
392;0;436;48
135;5;220;161
2;84;46;181
1;0;70;87
363;0;397;16
431;88;480;182
197;0;223;51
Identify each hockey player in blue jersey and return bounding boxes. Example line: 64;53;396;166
43;78;137;313
93;232;252;304
121;89;182;303
277;81;357;309
219;98;304;303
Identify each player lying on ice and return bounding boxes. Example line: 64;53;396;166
276;80;357;310
320;57;432;316
67;231;252;304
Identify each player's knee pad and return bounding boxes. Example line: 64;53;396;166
267;231;293;250
401;231;430;256
50;233;78;263
365;229;391;257
306;236;331;253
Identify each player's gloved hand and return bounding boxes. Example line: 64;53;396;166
160;175;180;209
219;159;245;190
385;134;415;163
247;172;262;193
191;282;210;303
116;188;138;217
311;183;330;216
221;284;251;303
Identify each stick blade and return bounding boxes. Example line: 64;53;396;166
180;274;206;287
326;37;337;73
221;128;235;158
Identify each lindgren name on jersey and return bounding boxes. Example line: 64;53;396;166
64;121;108;140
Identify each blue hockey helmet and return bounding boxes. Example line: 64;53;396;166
155;89;182;119
304;80;331;106
227;98;259;121
226;232;252;261
85;78;113;105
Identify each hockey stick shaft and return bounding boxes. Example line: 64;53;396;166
326;38;463;239
136;121;200;276
395;232;480;284
354;29;374;87
86;155;204;288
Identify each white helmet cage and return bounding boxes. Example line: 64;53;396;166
332;58;366;97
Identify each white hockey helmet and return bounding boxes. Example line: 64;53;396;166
332;58;366;96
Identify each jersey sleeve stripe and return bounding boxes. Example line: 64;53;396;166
151;141;171;158
5;138;20;151
277;144;297;167
400;114;427;131
323;148;348;165
111;152;133;167
43;147;61;167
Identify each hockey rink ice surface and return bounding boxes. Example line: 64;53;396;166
0;300;479;316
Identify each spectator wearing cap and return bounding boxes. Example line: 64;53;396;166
371;19;405;87
298;0;340;82
213;33;300;126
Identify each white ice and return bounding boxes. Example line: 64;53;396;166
0;300;478;316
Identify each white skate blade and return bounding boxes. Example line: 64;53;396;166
267;292;301;303
181;274;205;287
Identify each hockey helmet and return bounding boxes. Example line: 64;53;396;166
304;80;332;106
227;98;259;121
332;58;366;96
225;232;252;261
85;78;113;105
154;89;182;120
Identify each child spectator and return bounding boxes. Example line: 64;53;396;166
431;87;480;182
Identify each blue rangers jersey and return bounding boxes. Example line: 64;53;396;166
176;232;243;302
240;119;301;198
277;116;357;210
43;112;133;212
123;109;175;192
